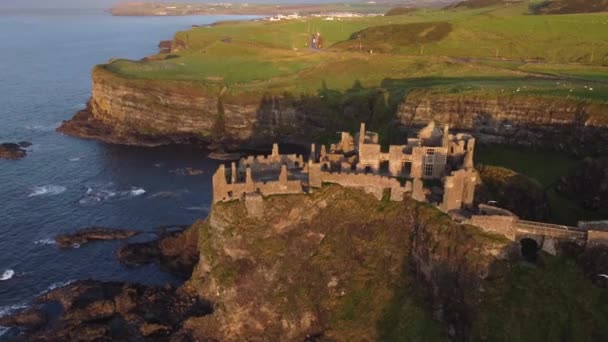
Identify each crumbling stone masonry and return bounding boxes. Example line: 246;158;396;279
467;205;608;250
212;122;478;213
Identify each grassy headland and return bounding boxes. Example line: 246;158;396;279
104;0;608;106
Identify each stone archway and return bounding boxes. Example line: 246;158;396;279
520;237;540;263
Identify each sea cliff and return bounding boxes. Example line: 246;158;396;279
399;91;608;156
59;66;608;155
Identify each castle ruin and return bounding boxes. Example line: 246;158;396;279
212;122;478;212
211;122;608;249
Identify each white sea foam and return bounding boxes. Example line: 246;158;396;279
79;185;146;204
45;279;76;294
28;185;67;197
25;122;60;132
0;270;15;281
68;157;83;162
0;303;27;318
79;187;117;204
129;187;146;196
34;238;56;246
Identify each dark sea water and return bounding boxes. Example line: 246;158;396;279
0;10;257;334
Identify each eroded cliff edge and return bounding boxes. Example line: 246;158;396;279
58;64;608;155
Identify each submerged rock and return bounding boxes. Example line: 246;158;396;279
0;142;27;160
55;227;138;248
207;150;242;161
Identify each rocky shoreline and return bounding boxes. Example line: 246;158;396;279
0;280;212;341
0;224;203;340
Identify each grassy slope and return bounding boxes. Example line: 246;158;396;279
105;1;608;103
472;256;608;341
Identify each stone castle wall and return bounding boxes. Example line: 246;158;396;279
468;215;518;240
320;171;412;201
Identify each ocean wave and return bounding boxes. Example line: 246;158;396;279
1;270;15;281
0;303;27;318
130;188;146;196
68;156;83;162
28;185;67;197
79;186;146;205
34;238;56;246
25;123;60;132
43;279;76;294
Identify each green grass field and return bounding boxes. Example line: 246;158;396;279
104;1;608;102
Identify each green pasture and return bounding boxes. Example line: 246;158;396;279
103;0;608;103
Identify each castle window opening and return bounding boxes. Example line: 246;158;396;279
379;160;389;174
402;162;412;175
424;164;434;177
426;149;435;156
365;166;372;174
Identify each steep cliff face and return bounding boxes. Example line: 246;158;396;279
399;92;608;155
59;63;608;155
58;67;337;148
181;185;507;341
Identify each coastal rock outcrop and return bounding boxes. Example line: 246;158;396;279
55;227;138;248
0;142;28;160
117;223;200;278
0;280;212;340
